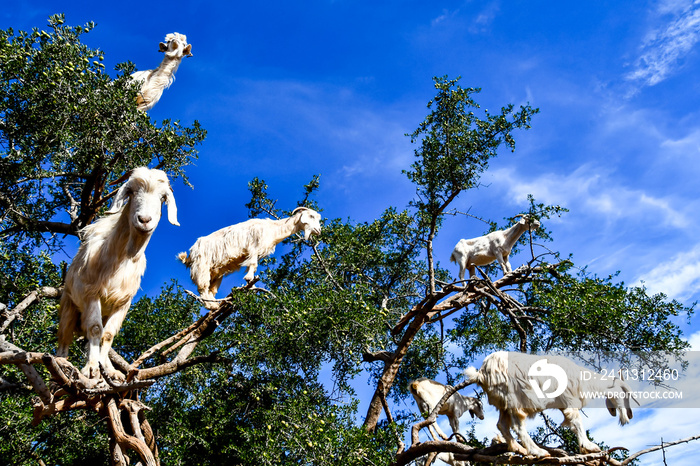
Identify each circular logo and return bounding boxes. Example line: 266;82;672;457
528;358;568;399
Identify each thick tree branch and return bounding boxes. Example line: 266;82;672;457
0;337;52;404
106;397;157;466
1;286;63;334
395;441;626;466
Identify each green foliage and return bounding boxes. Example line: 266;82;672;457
0;396;109;465
116;281;201;362
0;14;205;250
405;75;539;228
246;177;279;218
450;260;693;368
143;367;398;466
531;413;637;464
527;266;693;356
0;19;694;464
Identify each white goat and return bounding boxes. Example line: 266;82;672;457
178;207;322;299
450;216;540;281
463;351;634;457
57;167;179;379
409;377;484;441
130;32;192;112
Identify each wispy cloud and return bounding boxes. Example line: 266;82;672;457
488;165;690;229
689;329;700;350
430;1;500;33
626;1;700;89
467;1;500;34
431;9;452;27
635;243;700;300
660;126;700;159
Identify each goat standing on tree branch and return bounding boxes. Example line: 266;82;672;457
409;377;484;441
463;351;634;457
450;215;540;280
178;207;322;299
130;32;193;112
57;167;179;379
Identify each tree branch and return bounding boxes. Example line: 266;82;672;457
106;397;157;466
1;286;63;334
0;337;52;404
622;435;700;465
311;242;344;290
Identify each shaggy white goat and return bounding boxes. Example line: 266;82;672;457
463;351;634;457
130;32;192;111
409;377;484;441
178;207;322;299
450;216;540;280
57;167;179;379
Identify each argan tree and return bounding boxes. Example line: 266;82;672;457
1;16;695;466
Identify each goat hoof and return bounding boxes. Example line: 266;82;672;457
81;363;100;379
580;443;601;454
526;447;549;458
106;369;126;382
506;441;530;456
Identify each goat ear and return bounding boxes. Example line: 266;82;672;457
159;42;168;52
604;398;617;417
165;187;179;226
183;44;193;57
106;182;130;214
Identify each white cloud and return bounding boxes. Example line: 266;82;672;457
626;1;700;88
689;330;700;350
431;10;451;27
487;165;690;229
590;407;700;465
635;243;700;300
660;126;700;158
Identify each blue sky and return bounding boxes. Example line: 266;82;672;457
4;1;700;463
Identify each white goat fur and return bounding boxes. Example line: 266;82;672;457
57;167;179;379
130;32;192;112
409;377;484;442
450;216;540;280
178;207;322;299
463;351;633;457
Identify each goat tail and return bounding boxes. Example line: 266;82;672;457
408;379;421;395
449;250;458;264
462;366;482;386
177;251;190;266
56;295;77;358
